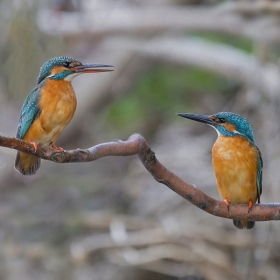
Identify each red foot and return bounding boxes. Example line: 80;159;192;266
224;198;231;211
51;144;64;151
28;141;38;151
248;200;253;213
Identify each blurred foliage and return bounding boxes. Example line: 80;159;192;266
103;65;239;134
0;2;64;100
194;31;280;63
1;1;279;279
264;43;280;62
193;32;253;53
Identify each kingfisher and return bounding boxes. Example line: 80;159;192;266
177;112;263;229
15;56;113;176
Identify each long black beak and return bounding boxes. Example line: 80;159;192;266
176;113;217;126
72;63;114;73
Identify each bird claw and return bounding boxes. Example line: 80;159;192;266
248;200;253;213
224;198;231;211
28;141;38;152
51;144;64;152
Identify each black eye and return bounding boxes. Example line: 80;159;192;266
63;62;71;68
219;118;226;123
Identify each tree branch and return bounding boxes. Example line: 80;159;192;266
106;36;280;100
37;3;280;44
2;134;279;222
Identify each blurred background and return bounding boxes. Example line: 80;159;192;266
0;0;280;279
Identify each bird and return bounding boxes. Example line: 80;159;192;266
177;112;263;229
15;56;113;176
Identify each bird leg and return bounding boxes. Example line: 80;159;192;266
51;143;64;152
224;198;231;211
248;200;253;213
28;141;38;152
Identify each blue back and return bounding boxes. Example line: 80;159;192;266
16;82;44;139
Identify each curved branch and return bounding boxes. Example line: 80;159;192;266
1;134;279;222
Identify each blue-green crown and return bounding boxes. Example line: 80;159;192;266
37;56;80;84
214;112;255;142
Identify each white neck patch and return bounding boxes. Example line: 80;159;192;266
64;73;81;81
48;72;81;81
209;125;221;136
233;130;242;136
208;125;243;138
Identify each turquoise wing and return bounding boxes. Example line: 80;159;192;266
16;86;41;139
255;145;263;203
245;137;263;203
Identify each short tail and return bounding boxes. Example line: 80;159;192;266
15;151;41;176
233;220;255;229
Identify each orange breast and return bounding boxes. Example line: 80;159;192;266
212;136;258;204
23;79;77;146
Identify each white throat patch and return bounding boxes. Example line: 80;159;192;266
209;125;221;136
64;73;81;81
